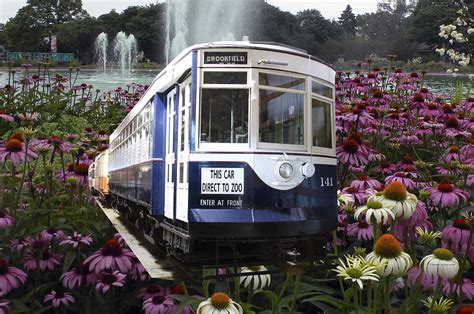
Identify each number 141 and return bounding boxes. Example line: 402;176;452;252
320;177;334;187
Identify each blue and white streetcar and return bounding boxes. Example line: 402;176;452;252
94;41;337;260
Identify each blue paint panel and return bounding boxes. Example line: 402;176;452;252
151;94;166;216
187;161;337;227
109;162;153;209
190;50;198;152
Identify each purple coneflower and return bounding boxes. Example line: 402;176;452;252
129;257;149;281
43;290;75;308
22;249;62;271
40;227;65;242
407;265;437;291
336;139;368;168
350;176;382;190
0;110;14;122
385;172;416;190
137;284;165;301
424;179;469;208
347;221;374;241
0;258;27;296
0;137;37;166
143;296;177;314
61;262;96;289
71;160;93;186
0;299;9;314
48;136;72;153
95;271;126;294
0;211;14;229
442;218;471;254
10;238;29;252
60;232;93;248
341;186;368;206
443;277;474;300
85;239;135;273
419;103;441;118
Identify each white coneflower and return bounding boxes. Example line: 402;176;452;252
337;190;355;207
420;248;459;279
197;292;243;314
369;181;418;220
421;296;454;313
333;255;380;289
354;200;395;225
366;234;413;277
239;265;271;290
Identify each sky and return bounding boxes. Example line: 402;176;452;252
0;0;379;24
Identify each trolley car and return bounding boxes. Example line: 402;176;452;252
92;41;337;260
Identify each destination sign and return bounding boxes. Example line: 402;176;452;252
201;168;244;194
204;52;248;64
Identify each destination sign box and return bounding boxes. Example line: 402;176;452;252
201;168;244;194
204;51;248;64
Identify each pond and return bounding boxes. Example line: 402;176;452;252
0;69;472;97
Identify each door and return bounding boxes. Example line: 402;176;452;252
164;88;177;219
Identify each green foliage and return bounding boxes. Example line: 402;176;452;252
338;5;357;36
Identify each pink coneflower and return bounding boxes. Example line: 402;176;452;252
424;179;469;208
350;176;382;190
0;137;37;166
407;266;437;291
410;92;425;109
22;249;62;271
377;161;397;174
113;233;127;247
336;139;368;168
0;299;10;314
385;172;416;190
95;271;126;294
442;218;471;254
85;239;135;273
443;277;474;300
0;258;27;296
61;262;96;289
347;221;374;241
60;232;93;248
399;133;422;146
129;257;149;281
43;290;75;308
72;160;93;186
143;296;177;314
418;87;433;100
40;227;65;242
395;201;432;243
137;284;165;301
48;136;72;153
0;211;14;229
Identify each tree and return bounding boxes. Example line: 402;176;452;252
338;5;357;35
26;0;84;27
4;6;47;51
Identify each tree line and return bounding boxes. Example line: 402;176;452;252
0;0;472;65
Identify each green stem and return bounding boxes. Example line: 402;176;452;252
384;277;391;313
289;272;301;314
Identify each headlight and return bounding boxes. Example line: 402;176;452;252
279;162;294;179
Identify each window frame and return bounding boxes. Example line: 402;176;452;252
198;68;252;151
256;69;308;152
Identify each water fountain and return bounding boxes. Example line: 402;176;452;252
95;32;108;74
114;32;138;76
165;0;254;63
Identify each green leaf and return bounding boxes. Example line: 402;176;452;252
62;251;76;272
253;289;279;309
302;295;354;310
174;296;202;313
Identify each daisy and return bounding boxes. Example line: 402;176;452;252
370;181;418;220
347;221;374;241
85;239;135;273
443;277;474;300
43;290;75;308
334;255;380;289
0;137;37;166
59;232;93;248
197;292;243;314
0;211;14;229
137;284;165;301
61;262;96;289
420;248;459;279
355;200;395;225
424;180;469;208
366;234;413;277
143;296;177;314
240;265;271;290
95;271;126;294
0;258;27;296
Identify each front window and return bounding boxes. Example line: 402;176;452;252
259;72;305;145
312;98;332;148
200;89;248;143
